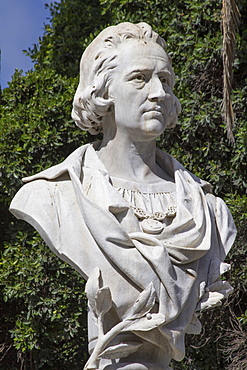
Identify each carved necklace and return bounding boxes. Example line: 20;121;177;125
131;205;176;221
131;205;176;234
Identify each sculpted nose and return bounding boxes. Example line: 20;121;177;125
148;78;166;102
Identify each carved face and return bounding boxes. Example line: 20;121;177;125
108;40;176;141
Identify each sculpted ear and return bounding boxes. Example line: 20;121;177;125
92;95;114;116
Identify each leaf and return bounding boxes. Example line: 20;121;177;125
126;282;156;320
196;280;234;311
85;267;101;310
123;313;166;332
99;341;142;360
95;286;112;316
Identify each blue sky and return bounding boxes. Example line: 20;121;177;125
0;0;57;89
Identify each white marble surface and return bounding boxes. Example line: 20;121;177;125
10;22;236;370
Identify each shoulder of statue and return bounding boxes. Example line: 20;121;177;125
22;144;91;183
10;179;70;219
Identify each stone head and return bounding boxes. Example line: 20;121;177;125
71;22;181;135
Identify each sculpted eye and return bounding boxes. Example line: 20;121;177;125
136;74;144;80
160;76;169;85
131;74;145;83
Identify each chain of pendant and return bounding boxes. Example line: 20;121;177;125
131;205;176;221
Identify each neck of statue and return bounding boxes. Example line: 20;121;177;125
96;126;171;184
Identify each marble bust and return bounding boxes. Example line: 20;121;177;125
10;22;236;370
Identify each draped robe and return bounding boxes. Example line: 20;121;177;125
10;142;236;361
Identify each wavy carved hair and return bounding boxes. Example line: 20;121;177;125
72;22;181;134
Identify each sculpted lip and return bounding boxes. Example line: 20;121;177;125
143;106;163;115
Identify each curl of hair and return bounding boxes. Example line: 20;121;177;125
71;22;180;134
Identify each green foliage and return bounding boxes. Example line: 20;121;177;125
0;0;246;368
238;310;247;325
0;230;88;368
25;0;110;78
1;69;80;170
